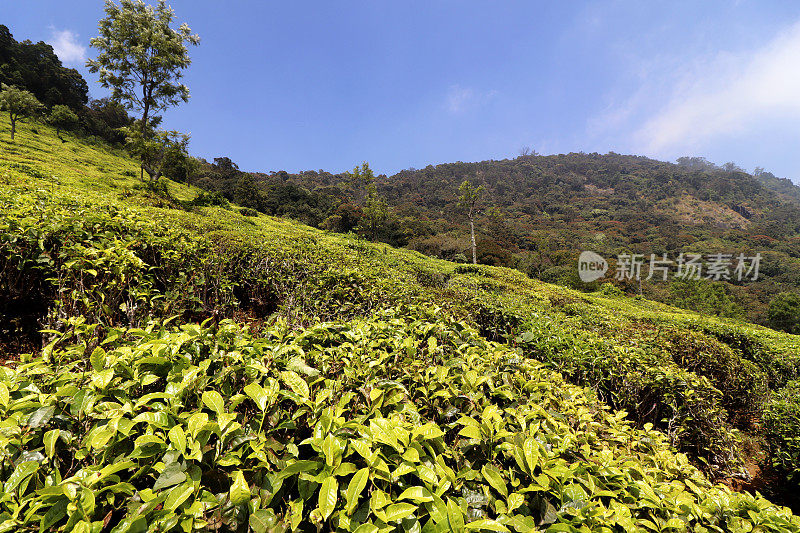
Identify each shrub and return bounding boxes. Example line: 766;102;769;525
516;320;741;475
597;282;623;297
764;381;800;485
768;292;800;335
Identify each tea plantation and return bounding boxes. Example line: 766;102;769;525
2;117;800;531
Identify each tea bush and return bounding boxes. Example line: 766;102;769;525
1;309;798;532
515;318;740;475
763;381;800;486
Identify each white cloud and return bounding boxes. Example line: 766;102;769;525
445;85;497;114
633;21;800;155
48;29;87;65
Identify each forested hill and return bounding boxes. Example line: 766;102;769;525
384;153;800;235
190;152;800;326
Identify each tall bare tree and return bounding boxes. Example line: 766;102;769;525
458;179;484;265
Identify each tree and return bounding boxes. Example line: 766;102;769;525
0;83;43;140
349;161;389;241
349;161;374;204
362;183;388;241
87;0;199;178
233;174;264;211
82;97;133;143
768;292;800;335
458;179;484;264
668;278;744;319
48;104;79;139
122;123;189;183
349;162;388;241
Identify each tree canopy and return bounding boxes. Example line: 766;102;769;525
87;0;199;182
768;292;800;335
87;0;200;135
48;104;79;139
0;83;43;139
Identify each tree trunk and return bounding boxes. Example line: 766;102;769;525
9;115;15;140
469;216;477;265
140;86;150;182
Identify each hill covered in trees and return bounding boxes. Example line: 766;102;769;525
6;17;798;330
179;152;800;328
0;24;132;145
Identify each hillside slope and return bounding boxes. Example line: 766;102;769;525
2;118;800;530
242;153;800;325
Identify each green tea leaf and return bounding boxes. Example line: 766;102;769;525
523;437;539;473
398;486;433;503
385;502;417;522
447;499;464;531
4;461;39;493
229;470;251;505
318;476;338;521
249;509;278;533
0;383;8;409
345;467;369;515
244;382;269;411
43;429;60;458
187;412;209;437
39;498;68;531
152;463;186;491
481;465;508;498
277;460;321;480
458;425;482;440
90;346;106;371
164;482;194;512
201;390;225;415
168;425;187;454
465;519;510;532
280;370;309;399
92;368;114;390
27;405;55;428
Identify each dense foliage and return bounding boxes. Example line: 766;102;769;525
4;311;800;532
0;25;88;110
763;381;800;487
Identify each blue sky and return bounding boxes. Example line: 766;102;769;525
6;1;800;179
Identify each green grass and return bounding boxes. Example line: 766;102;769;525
2;115;800;530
